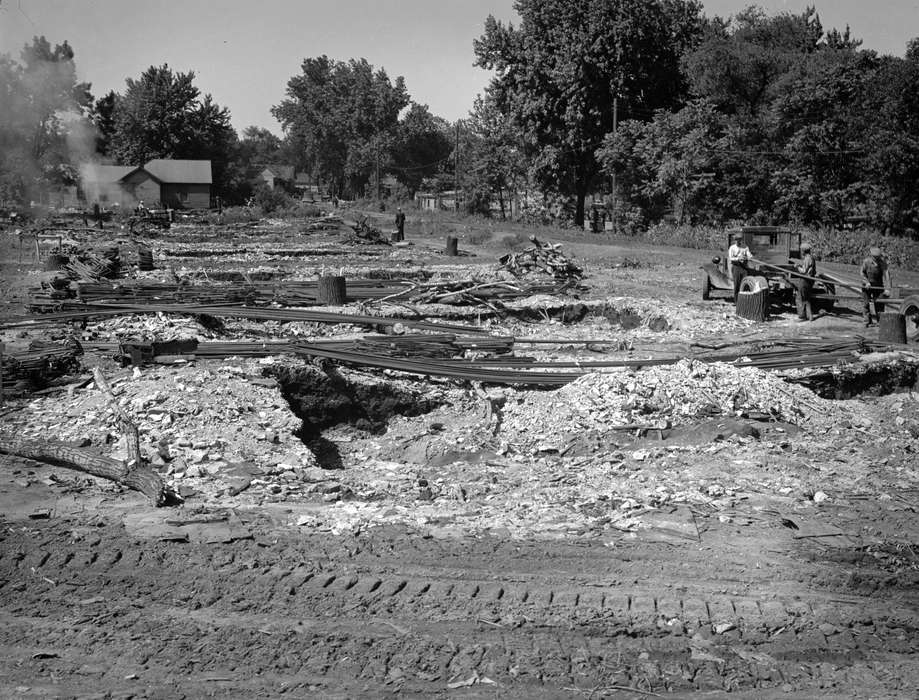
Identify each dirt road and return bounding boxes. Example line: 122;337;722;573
2;474;918;699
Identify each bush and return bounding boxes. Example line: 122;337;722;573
626;222;919;268
252;183;293;214
207;206;259;225
278;201;322;218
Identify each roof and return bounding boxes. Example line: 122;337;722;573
80;164;136;183
260;164;295;180
143;159;212;184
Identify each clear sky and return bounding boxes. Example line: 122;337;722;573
1;1;917;136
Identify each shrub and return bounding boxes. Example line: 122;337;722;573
208;206;259;225
252;183;293;214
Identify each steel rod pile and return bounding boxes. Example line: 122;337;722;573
1;303;481;334
1;340;83;395
26;277;576;312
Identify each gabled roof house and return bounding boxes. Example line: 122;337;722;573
80;159;212;209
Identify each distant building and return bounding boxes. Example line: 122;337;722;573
79;159;213;209
256;164;295;190
415;190;464;212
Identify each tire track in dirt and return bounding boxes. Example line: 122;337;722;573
2;518;918;696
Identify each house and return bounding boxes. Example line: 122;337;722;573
79;159;212;209
415;190;464;212
138;159;212;209
256;164;295;190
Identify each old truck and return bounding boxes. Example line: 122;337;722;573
701;226;837;311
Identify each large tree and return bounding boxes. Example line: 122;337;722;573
108;64;238;198
0;36;92;203
272;56;409;198
389;103;452;197
474;0;705;225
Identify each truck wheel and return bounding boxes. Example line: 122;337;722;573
702;275;711;301
739;276;769;293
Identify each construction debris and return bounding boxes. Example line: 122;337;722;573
0;339;83;396
499;235;583;280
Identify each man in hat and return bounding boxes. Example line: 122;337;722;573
728;233;750;301
860;246;891;326
792;242;817;321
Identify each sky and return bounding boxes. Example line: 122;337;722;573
1;0;917;136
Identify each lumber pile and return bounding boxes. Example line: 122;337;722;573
0;339;83;395
498;236;583;281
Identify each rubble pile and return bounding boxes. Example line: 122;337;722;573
346;216;390;245
499;359;865;451
2;360;318;498
498;236;583;281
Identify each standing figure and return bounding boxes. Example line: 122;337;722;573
860;246;891;327
394;207;406;242
728;233;750;301
793;242;816;321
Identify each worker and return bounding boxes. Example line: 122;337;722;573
394;207;406;242
728;233;750;301
793;242;817;321
860;245;891;327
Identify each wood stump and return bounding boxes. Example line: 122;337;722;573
445;236;458;256
318;275;347;305
735;288;769;322
878;311;907;344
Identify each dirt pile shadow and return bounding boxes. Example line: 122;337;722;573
267;363;443;468
791;359;919;399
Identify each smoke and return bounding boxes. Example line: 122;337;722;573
0;36;95;206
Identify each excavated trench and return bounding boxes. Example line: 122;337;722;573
792;358;919;399
267;363;442;448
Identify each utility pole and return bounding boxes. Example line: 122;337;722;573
454;121;460;213
375;144;381;203
611;96;618;234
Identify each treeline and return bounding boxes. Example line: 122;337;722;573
475;1;919;233
0;43;454;206
2;2;918;235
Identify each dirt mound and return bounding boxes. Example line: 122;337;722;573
501;359;863;452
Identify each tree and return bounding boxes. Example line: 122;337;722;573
474;0;705;226
272;56;409;198
108;65;239;199
464;94;527;218
91;90;118;156
390;103;452;197
0;36;92;203
683;7;824;115
238;126;283;165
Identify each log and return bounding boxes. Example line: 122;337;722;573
445;236;459;256
317;275;347;305
878;311;907;344
0;437;171;506
93;367;142;469
735;288;769;322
